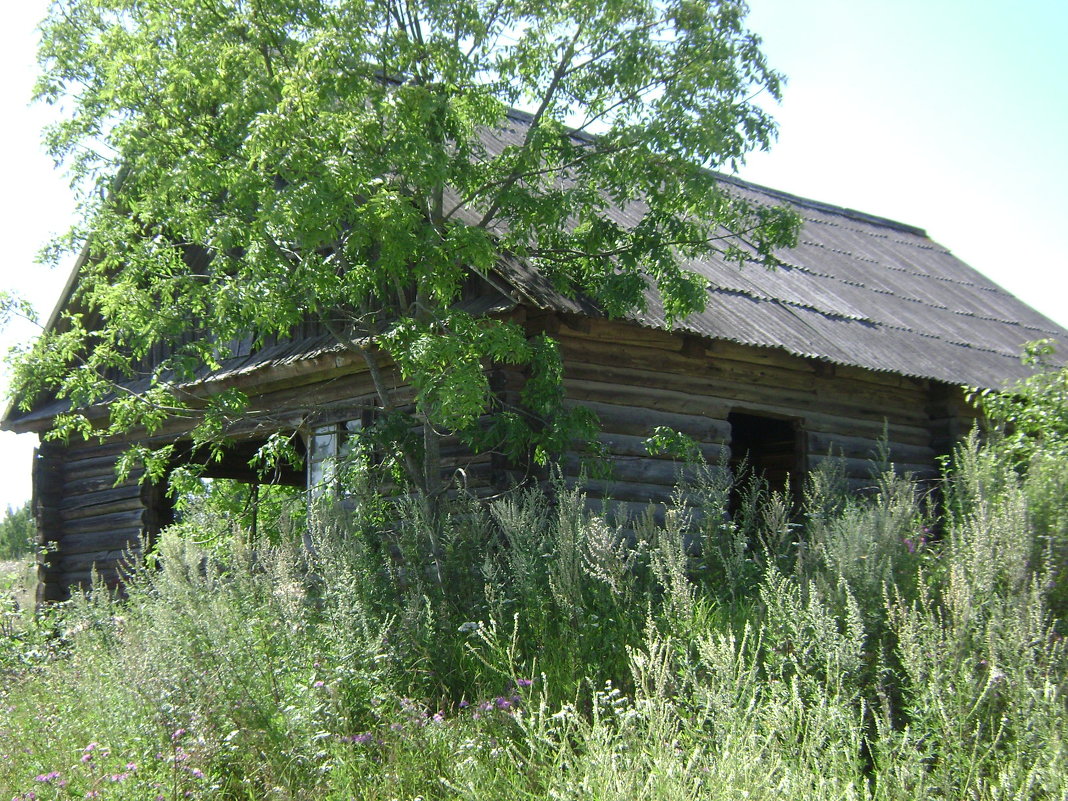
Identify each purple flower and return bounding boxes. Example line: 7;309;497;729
33;772;60;783
432;712;445;723
494;697;512;710
458;700;470;709
516;678;534;688
126;762;137;771
80;753;93;763
171;728;186;741
189;767;205;779
313;680;325;688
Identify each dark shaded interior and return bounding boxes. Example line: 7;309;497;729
728;411;801;505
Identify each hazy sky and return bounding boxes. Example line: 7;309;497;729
0;0;1066;511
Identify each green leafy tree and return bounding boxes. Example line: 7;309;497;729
970;340;1068;464
12;0;798;493
0;502;34;561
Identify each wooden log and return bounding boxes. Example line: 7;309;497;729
56;567;123;592
564;454;709;487
561;353;820;400
596;432;727;461
559;316;685;350
61;450;132;477
61;509;145;536
808;453;938;480
56;526;143;557
565;378;731;417
56;548;141;576
807;431;935;464
63;471;144;498
563;399;731;442
60;485;143;514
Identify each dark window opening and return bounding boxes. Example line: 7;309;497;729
728;412;802;511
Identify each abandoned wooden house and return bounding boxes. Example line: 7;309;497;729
5;160;1068;602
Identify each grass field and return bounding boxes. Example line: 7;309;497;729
0;436;1065;800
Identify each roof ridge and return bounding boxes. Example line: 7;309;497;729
708;173;930;238
500;107;931;239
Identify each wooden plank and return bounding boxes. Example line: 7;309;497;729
596;432;727;461
565;378;733;417
60;484;143;513
808;453;938;480
564;454;702;487
56;567;124;592
57;526;143;556
558;342;819;395
807;431;935;465
63;471;144;498
559;316;685;351
56;548;141;576
564;399;730;442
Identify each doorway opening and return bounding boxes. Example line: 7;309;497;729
727;411;802;511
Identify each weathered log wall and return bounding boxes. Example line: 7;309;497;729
28;312;979;601
32;440;148;603
545;314;971;507
29;361;504;601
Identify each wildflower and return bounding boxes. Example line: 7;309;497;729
432;712;445;723
33;772;60;783
313;680;325;688
516;678;534;688
171;728;186;741
457;621;480;633
126;762;137;771
189;767;205;779
85;793;100;799
80;753;93;764
458;700;469;709
494;697;512;710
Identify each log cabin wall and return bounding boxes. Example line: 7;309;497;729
547;314;959;512
32;440;150;603
27;357;510;601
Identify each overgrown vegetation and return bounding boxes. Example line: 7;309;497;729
1;426;1066;800
0;501;34;562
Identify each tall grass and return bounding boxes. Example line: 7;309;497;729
0;435;1065;799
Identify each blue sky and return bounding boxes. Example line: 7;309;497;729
1;0;1066;510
